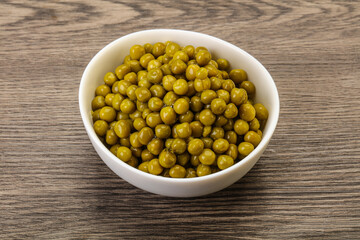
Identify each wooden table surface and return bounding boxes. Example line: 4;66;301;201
1;0;359;239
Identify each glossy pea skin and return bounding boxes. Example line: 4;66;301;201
93;120;108;137
226;144;238;160
146;112;163;128
185;168;197;178
117;146;132;162
190;121;204;138
238;142;254;156
147;138;164;155
199;149;216;165
95;84;111;97
160;106;177;125
130;45;145;60
199;109;216;126
92;96;105;110
155;124;171;139
99;106;116;122
239;103;256;122
217;155;234;170
105;129;118;145
244;131;262;147
138;127;154;145
173;79;188;95
234;119;249;135
210;98;227;115
176;122;192;139
141;149;154;162
231;88;248;106
229;69;248;84
171;138;187;154
173;98;189;115
212;138;230;154
150;85;166;98
104;72;118;86
114;120;130;138
162;75;177;91
188;138;204;155
179;110;194;123
148;158;163;175
159;149;177;168
120;99;136;114
138;161;149;173
224;103;238;119
254;103;269;120
148;97;164;112
169;165;186;178
196;50;212;66
240;81;256;98
196;164;212;177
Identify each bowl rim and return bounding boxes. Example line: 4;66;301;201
79;29;280;183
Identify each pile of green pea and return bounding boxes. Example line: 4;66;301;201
91;41;269;178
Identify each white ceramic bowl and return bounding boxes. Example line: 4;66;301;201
79;29;279;197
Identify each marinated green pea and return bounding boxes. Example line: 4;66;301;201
217;155;234;170
130;44;145;60
212;138;230;154
115;64;131;80
128;60;142;74
129;132;143;148
110;144;121;155
129;110;142;120
250;118;260;131
160;63;172;75
117;112;129;120
199;109;216;126
169;165;186;178
200;90;217;105
238;142;254;156
165;138;174;149
165;42;181;57
135;87;151;102
114;120;131;138
171;138;187;154
226;144;238;160
223;119;234;131
210;77;223;90
117;146;132;162
188;139;204;156
214;115;228;127
92;109;101;122
174;98;189;114
127;156;138;167
147;60;162;71
173;51;189;63
257;129;263;138
162;75;177;91
110;93;123;111
152;42;166;57
205;64;218;77
176;122;192;139
254;103;269;120
150;85;166;98
105;129;118;145
202;126;212;137
131;146;142;158
188;121;202;138
120;137;131;148
194;78;211;92
222;79;235;92
118;80;132;95
93;120;108;136
141;149;154;162
217;89;230;104
92;95;105;110
179;110;194;123
126;85;138;101
210;127;225;140
190;155;200;167
104;72;117;86
239;103;256;121
95;84;111;97
216;58;230;70
163;91;179;106
231;88;248;106
183;45;195;59
190;96;203;112
148;158;163;175
139;53;155;68
196;164;212;177
99;106;116;122
147;68;163;84
138;162;149;173
210;98;227;115
185;168;197;178
224;103;238;119
160;106;177;125
137;70;148;82
244;130;261;147
120;99;136;114
112;81;120;93
104;93;115;106
133;117;146;131
155;124;171;139
199;149;216;165
138;127;154;145
173;79;188;95
148;97;163;112
225;131;237;144
143;43;153;53
229;69;248;84
124;72;137;84
240;81;256;97
159;149;177;168
147;138;164;155
186;64;200;81
146;112;163;128
234;119;249;135
162;168;170;177
196;50;211;66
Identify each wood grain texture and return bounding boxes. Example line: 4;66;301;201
1;0;359;239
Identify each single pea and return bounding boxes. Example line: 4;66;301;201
244;131;262;147
173;79;188;95
165;42;181;57
224;103;238;119
105;129;118;145
194;78;211;92
250;118;260;131
188;138;205;155
146;112;163;128
254;103;269;120
120;137;131;148
130;44;146;60
210;98;227;115
169;165;186;178
214;115;228;127
148;158;163;175
160;63;172;75
138;127;154;145
257;129;263;138
222;79;236;92
202;126;212;137
200;90;217;105
225;131;238;145
199;109;216;126
143;43;153;53
148;97;163;112
196;164;212;177
104;72;117;86
126;85;138;101
117;80;132;95
229;69;248;84
115;64;131;80
162;75;177;91
133;117;146;131
185;64;200;81
124;72;137;84
217;155;234;170
139;53;155;68
190;155;200;167
120;99;136;114
104;93;115;106
205;64;218;77
217;89;230;104
240;81;256;98
152;42;166;57
239;103;256;121
189;121;204;137
113;119;130;138
117;146;132;162
160;106;177;125
131;146;142;158
212;138;230;154
147;68;163;84
135;87;151;102
92;95;105;110
238;142;254;156
216;58;230;70
223;119;234;131
185;168;197;178
196;50;212;66
226;144;238;160
159;149;177;168
177;152;190;166
95;84;111;97
179;110;194;123
112;93;124;111
173;51;189;63
210;127;225;140
129;110;142;120
128;156;139;168
110;144;121;155
199;149;216;165
155;124;171;139
176;122;192;139
141;149;154;162
128;60;142;74
163;91;179;106
147;138;164;155
116;112;129;120
111;81;120;93
190;96;203;112
138;162;149;173
231;88;248;106
234;119;250;135
137;70;148;81
93;120;108;136
183;45;195;59
129;132;143;148
171;138;187;154
99;106;116;122
150;85;166;98
92;109;101;122
173;98;189;115
210;77;223;91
